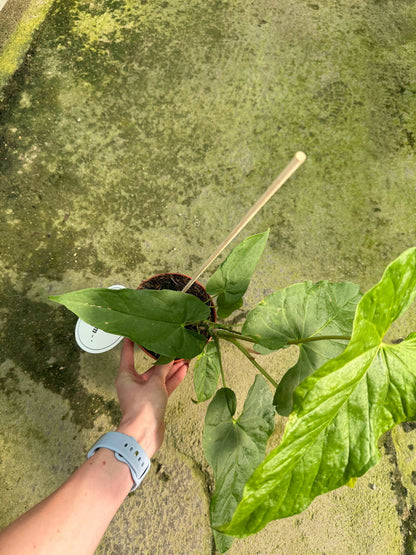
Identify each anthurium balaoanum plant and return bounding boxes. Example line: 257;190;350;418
50;231;416;553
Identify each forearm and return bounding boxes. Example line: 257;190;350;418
0;347;187;555
0;447;133;555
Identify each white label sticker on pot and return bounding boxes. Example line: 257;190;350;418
75;285;126;354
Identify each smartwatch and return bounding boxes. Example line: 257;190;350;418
87;431;151;492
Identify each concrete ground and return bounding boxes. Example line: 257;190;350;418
1;0;416;553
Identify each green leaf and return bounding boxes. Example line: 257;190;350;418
243;281;361;415
217;299;243;319
206;230;269;318
193;341;222;402
203;376;275;552
221;247;416;538
155;355;174;365
49;288;210;359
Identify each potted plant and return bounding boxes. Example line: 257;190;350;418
136;272;217;360
49;230;416;553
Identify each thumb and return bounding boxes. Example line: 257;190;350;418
166;360;189;396
117;338;136;381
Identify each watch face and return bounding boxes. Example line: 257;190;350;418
74;284;126;353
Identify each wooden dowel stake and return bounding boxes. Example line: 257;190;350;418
182;151;306;293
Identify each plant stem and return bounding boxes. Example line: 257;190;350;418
209;322;237;332
288;335;351;345
214;329;257;344
227;338;278;389
209;321;351;348
213;335;226;388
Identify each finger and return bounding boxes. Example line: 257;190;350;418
118;338;135;375
140;359;185;385
149;361;175;381
166;359;190;381
166;361;189;396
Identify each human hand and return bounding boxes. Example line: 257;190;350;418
115;338;189;458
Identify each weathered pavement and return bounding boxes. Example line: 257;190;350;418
1;1;416;552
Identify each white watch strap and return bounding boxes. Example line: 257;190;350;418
87;431;151;492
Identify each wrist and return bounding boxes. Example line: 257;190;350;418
88;447;134;493
116;415;162;459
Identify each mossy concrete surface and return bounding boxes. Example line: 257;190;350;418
0;0;54;97
1;0;416;552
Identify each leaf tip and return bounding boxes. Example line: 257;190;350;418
346;477;357;488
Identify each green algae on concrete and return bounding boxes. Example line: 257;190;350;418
0;0;54;98
1;0;416;552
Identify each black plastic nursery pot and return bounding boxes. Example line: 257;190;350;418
137;273;216;360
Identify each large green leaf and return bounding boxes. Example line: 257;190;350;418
221;247;416;538
203;376;275;552
193;340;222;402
243;281;362;415
49;288;210;359
206;230;269;319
